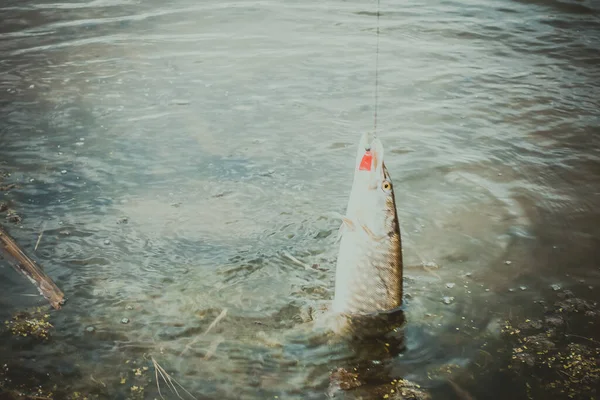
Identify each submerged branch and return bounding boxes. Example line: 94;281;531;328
34;221;46;252
0;224;65;309
151;357;199;400
180;308;227;356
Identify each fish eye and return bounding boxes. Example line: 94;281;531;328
382;181;392;191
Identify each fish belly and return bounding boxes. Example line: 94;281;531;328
332;230;400;315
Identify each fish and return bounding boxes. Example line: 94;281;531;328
329;132;404;335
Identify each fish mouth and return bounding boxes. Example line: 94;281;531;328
357;131;375;153
355;132;385;179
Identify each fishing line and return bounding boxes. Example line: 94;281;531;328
373;0;381;136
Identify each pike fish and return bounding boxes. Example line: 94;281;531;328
330;132;404;334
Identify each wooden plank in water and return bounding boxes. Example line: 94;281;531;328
0;224;65;310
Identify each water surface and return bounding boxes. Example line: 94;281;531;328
1;0;599;399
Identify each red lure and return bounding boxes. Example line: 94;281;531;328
358;150;373;171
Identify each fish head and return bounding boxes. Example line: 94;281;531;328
346;132;398;235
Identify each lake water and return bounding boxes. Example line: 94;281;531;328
1;0;599;399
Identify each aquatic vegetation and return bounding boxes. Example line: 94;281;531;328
381;379;431;400
426;363;463;380
501;291;600;400
330;367;362;390
4;308;53;340
0;363;97;400
329;365;432;399
0;173;20;223
0;386;55;400
0;172;17;193
4;209;22;224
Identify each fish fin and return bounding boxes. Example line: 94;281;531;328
336;224;344;242
326;211;356;230
342;217;355;230
336;216;356;242
361;224;386;242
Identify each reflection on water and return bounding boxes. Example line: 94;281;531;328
1;0;599;399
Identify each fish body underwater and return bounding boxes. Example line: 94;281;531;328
328;132;404;335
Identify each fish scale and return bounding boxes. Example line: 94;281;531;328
344;218;402;313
